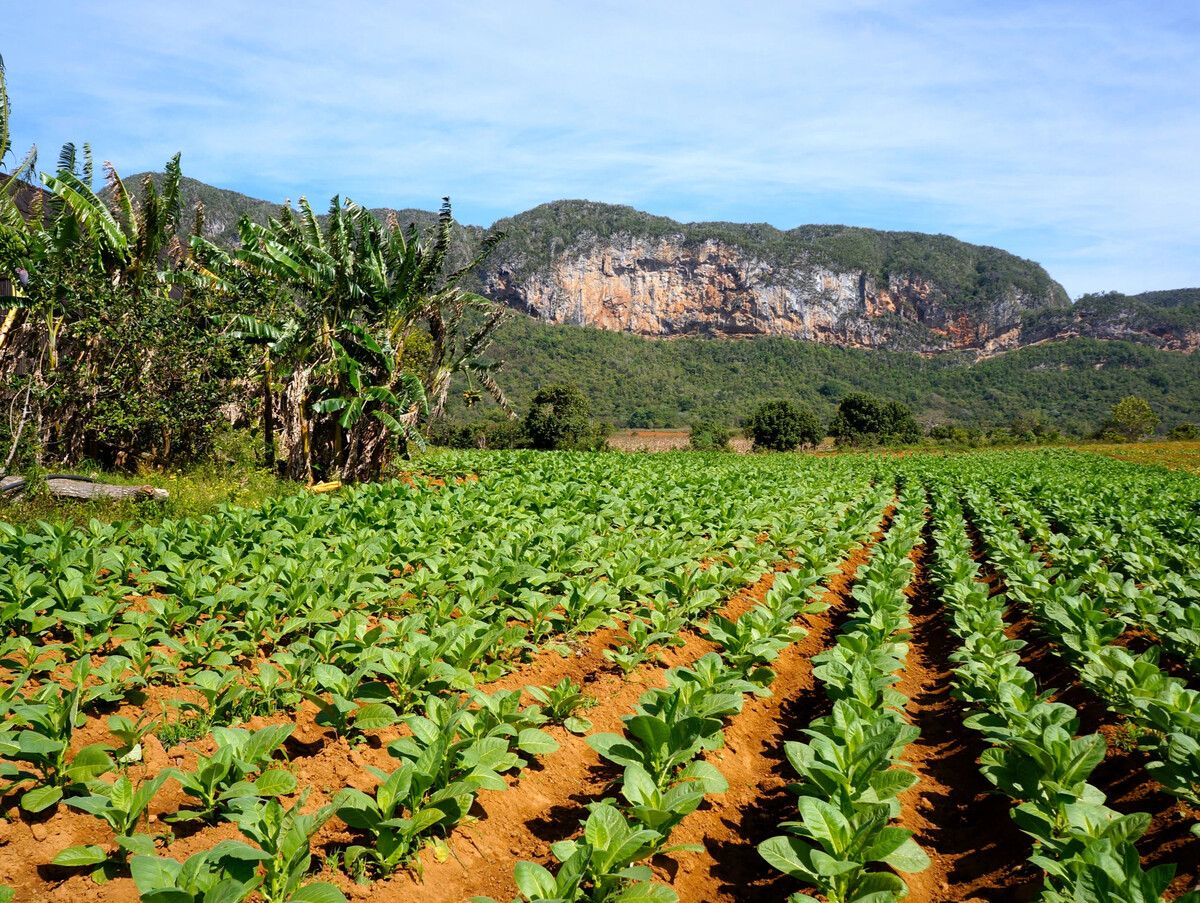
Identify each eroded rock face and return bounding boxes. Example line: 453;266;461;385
483;236;1048;353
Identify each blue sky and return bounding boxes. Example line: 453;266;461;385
4;1;1198;297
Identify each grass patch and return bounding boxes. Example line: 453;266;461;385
0;462;299;530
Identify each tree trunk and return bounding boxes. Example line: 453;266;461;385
262;350;275;470
0;475;168;502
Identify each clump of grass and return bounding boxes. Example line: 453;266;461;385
154;713;210;749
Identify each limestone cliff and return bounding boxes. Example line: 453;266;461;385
479;209;1067;353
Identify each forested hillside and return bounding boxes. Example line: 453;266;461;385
451;318;1200;434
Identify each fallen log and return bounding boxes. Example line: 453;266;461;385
0;474;169;502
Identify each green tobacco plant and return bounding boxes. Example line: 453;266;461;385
304;661;397;738
617;761;725;847
171;669;253;729
472;803;677;903
108;712;160;766
333;763;475;877
0;659;114;811
130;842;266;903
168;724;296;823
223;792;344;903
53;773;171;880
528;679;596;734
758;797;929;903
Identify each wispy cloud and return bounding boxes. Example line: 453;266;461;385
4;0;1198;296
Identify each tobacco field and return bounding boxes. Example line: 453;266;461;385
1;449;1199;903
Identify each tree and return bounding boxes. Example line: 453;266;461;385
1;109;244;470
746;400;822;452
828;393;920;446
689;418;730;451
882;400;922;444
828;393;886;446
524;383;592;450
1110;395;1158;440
193;197;509;482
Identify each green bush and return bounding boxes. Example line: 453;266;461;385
829;393;921;446
688;418;731;451
1169;422;1199;440
524;384;609;450
745;401;822;452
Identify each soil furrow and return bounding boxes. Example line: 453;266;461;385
648;542;871;903
966;515;1200;899
894;517;1037;903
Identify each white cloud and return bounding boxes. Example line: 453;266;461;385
4;0;1198;296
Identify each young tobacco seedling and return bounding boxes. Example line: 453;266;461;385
171;669;253;729
130;841;269;903
223;791;344;903
168;724;297;823
108;712;160;766
303;662;397;738
471;803;677;903
758;798;928;903
0;659;114;812
53;773;171;880
334;762;476;877
527;679;595;734
617;761;726;848
587;711;715;791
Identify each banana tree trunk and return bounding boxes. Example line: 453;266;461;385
428;366;453;419
262;349;275;471
280;366;313;483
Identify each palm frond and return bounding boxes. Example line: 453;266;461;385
104;162;136;238
474;365;516;418
42;169;128;255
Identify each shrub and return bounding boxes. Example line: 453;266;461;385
1109;396;1159;440
745;401;822;452
523;384;591;450
524;384;609;450
829;393;920;446
1169;422;1199;440
689;418;731;451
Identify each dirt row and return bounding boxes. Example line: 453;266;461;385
968;521;1200;900
0;526;855;903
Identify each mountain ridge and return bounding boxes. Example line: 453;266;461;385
130;174;1200;354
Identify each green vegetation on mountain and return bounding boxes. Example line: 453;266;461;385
483;200;1070;311
448;317;1200;436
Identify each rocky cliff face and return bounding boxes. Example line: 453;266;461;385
483;235;1051;354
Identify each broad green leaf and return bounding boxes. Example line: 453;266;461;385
52;844;108;867
516;728;559;757
254;769;299;797
514;860;557;898
881;835;931;873
21;784;63;813
287;883;347;903
352;703;397;732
